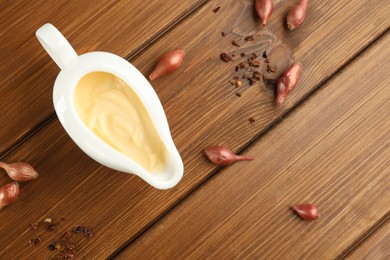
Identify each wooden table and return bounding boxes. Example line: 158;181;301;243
1;0;389;258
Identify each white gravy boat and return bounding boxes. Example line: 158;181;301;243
36;23;183;189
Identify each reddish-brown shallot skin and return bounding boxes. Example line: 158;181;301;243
149;49;185;80
287;0;308;30
0;182;20;210
276;63;301;106
291;203;320;221
0;161;38;182
204;146;254;166
255;0;274;28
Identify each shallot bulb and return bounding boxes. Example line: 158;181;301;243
291;203;320;221
255;0;274;28
276;63;301;106
287;0;308;30
149;49;185;80
0;161;38;182
204;146;254;166
0;182;20;210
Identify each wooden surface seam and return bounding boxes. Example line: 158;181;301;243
337;211;390;259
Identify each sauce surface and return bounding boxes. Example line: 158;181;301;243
74;72;167;172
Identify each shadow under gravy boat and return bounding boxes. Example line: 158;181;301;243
36;23;183;189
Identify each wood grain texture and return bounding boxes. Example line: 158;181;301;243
0;0;206;155
0;0;389;258
346;217;390;259
118;32;390;259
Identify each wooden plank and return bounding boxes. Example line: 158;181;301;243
1;0;389;258
117;32;390;259
345;217;390;259
0;0;206;155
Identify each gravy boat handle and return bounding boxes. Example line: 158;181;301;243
36;23;78;70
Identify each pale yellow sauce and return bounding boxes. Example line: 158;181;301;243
74;72;167;172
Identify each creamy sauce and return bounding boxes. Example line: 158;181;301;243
74;72;167;172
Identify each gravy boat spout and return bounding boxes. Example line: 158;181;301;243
36;23;183;189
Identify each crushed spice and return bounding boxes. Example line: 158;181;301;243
249;60;260;67
48;243;56;251
220;52;232;62
29;222;38;230
244;35;254;41
213;6;221;13
253;71;262;80
59;231;73;241
72;226;83;234
47;223;56;232
217;32;282;95
232;40;240;47
249;117;256;124
249;53;258;60
235;80;243;88
248;77;256;86
82;227;94;240
28;217;94;259
29;236;41;246
267;64;277;73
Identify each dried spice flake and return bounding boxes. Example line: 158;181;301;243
213;6;221;13
221;32;227;37
240;53;246;57
29;222;38;230
220;52;232;62
235;93;242;97
232;40;240;47
59;231;73;241
29;236;41;246
72;226;83;234
262;51;268;59
235;80;243;88
249;117;256;124
48;243;56;251
82;227;94;240
244;35;254;41
253;71;262;80
249;60;261;67
47;223;56;232
250;53;258;60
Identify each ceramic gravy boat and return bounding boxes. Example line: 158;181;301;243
36;23;183;189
